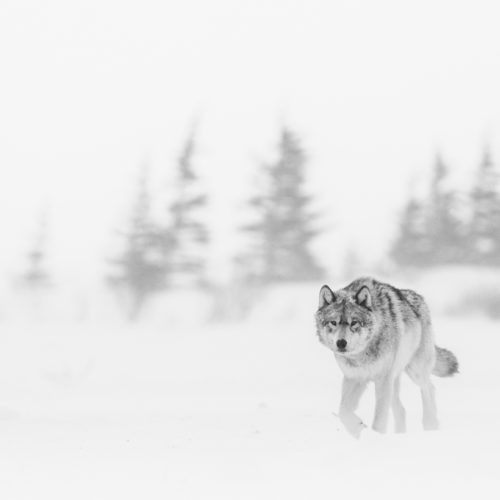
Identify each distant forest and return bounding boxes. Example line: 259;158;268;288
17;127;500;319
391;148;500;268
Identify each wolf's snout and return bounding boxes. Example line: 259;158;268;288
336;338;347;350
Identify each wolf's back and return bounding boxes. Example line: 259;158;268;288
433;346;459;377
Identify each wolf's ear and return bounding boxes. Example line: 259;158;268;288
318;285;335;308
355;286;372;310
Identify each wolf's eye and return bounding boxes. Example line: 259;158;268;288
351;320;359;327
328;320;337;327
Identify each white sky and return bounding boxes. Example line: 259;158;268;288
1;0;500;285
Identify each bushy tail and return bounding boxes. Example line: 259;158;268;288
433;346;459;377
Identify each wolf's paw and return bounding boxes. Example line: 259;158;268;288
394;422;407;434
371;421;388;434
341;416;366;439
423;419;439;431
345;421;366;439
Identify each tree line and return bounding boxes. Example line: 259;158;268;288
106;126;324;319
18;130;500;320
391;147;500;268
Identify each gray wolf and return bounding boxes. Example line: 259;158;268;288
315;277;458;437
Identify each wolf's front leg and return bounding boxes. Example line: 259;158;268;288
339;377;367;438
372;375;394;434
392;375;406;433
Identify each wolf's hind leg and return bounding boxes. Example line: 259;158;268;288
392;375;406;433
406;365;439;430
420;377;439;430
339;377;367;438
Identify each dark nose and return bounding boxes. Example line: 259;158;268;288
336;338;347;350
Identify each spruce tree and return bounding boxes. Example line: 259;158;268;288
468;146;500;265
108;166;166;320
21;211;51;288
241;127;323;284
166;130;209;287
391;196;430;267
425;153;464;265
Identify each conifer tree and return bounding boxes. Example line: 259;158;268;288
390;196;430;267
21;211;51;288
425;153;465;265
165;130;209;287
241;127;323;283
468;146;500;265
391;154;465;268
108;166;166;320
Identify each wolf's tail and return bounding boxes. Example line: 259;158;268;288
433;346;459;377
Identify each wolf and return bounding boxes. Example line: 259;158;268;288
315;277;458;437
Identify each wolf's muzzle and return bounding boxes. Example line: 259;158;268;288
336;338;347;351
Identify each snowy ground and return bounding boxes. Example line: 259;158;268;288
0;283;499;499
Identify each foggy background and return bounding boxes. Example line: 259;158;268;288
0;1;499;499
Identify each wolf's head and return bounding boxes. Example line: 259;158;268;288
315;284;376;357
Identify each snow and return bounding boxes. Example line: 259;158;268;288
0;279;499;499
